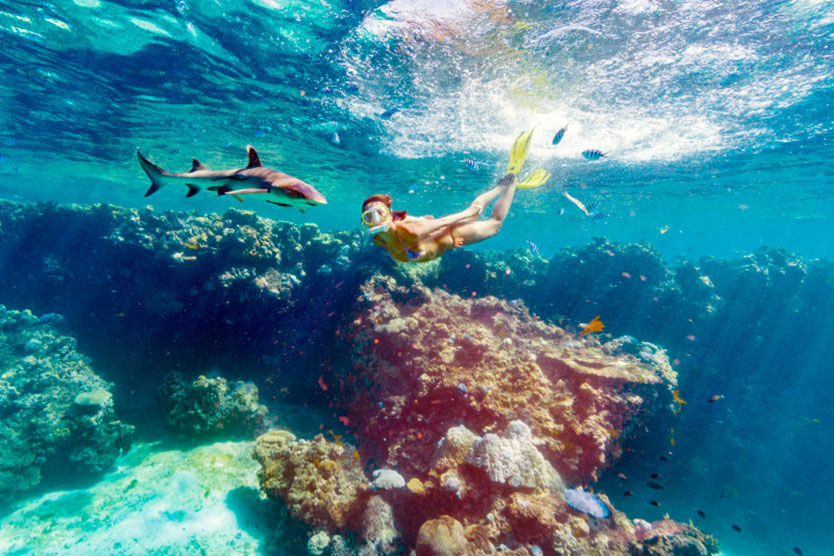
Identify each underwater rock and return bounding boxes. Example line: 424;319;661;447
252;430;369;531
158;372;268;436
0;305;133;501
338;275;676;485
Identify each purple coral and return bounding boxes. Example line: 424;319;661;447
564;488;610;519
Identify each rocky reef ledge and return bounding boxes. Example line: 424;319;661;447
252;276;714;555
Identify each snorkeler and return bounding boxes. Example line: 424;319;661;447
361;130;550;263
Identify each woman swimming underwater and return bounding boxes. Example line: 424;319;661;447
361;130;550;263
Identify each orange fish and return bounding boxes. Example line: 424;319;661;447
672;389;687;414
708;394;725;403
580;315;605;337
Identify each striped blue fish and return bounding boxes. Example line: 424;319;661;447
552;125;568;145
585;202;607;221
462;158;486;172
525;238;540;257
581;149;605;161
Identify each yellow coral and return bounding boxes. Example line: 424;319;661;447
406;477;425;495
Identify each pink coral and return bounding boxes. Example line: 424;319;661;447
336;276;675;484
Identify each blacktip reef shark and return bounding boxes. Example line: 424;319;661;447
137;145;327;212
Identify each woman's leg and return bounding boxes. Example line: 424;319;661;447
452;174;517;245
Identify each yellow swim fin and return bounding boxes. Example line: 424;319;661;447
517;168;550;189
507;128;535;175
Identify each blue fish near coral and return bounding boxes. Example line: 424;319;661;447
581;149;605;161
525;238;540;257
564;488;610;518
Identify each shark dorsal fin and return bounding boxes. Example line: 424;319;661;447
190;159;206;172
246;145;262;168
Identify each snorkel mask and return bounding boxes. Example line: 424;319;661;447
361;203;391;234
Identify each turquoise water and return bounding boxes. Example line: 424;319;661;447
2;1;834;554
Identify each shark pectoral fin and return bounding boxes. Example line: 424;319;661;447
266;201;292;207
144;184;161;197
297;206;306;214
224;188;269;196
185;184;200;198
232;195;244;203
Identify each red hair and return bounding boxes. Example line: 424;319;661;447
362;194;407;221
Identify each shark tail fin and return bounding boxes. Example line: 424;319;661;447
137;150;171;197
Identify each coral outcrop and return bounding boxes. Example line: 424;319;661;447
158;372;268;436
338;275;675;485
0;305;133;501
252;430;369;532
251;276;714;554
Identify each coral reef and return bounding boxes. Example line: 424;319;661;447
7;201;825;552
252;430;370;532
0;305;133;501
158;372;268;436
252;276;713;554
338;275;675;485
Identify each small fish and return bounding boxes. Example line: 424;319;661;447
623;491;633;496
793;547;803;556
659;455;669;462
697;509;706;518
338;416;350;426
650;473;661;479
380;107;399;119
317;375;328;392
649;500;661;506
580;315;605;337
659;226;670;234
708;394;725;403
584;202;606;221
552;125;568;145
462;158;487;172
732;524;742;532
617;473;628;480
525;238;540;257
672;389;687;414
581;149;605;161
38;313;62;323
353;450;360;460
647;480;664;490
184;242;199;249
